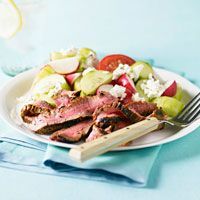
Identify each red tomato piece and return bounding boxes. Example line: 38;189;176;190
96;54;135;72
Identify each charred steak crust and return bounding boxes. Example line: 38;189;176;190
96;116;123;129
115;102;145;123
22;92;118;134
93;102;129;129
50;119;93;143
125;101;158;117
36;116;92;135
20;89;166;143
93;102;126;120
86;125;107;142
21;103;51;123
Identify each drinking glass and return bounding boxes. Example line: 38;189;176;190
0;0;48;76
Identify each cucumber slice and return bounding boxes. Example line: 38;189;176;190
135;79;149;101
73;76;82;91
32;65;55;86
153;96;184;117
131;61;154;79
80;70;112;95
77;48;98;72
173;84;183;100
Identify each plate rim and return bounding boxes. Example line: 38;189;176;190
0;67;199;151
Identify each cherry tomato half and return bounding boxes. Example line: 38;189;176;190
96;54;135;72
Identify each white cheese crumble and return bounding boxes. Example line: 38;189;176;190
132;93;145;101
129;64;144;81
112;64;130;80
112;63;144;81
141;74;164;99
109;84;127;100
82;67;96;76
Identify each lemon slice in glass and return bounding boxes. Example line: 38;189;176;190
0;0;22;39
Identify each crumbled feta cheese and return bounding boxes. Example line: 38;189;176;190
82;67;96;76
141;74;164;99
112;64;130;80
129;64;144;81
109;84;127;100
112;63;144;82
132;93;145;102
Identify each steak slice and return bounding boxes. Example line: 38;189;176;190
115;102;145;123
93;103;126;120
93;103;128;129
21;101;53;123
50;119;93;143
113;120;131;131
86;101;163;143
96;115;122;129
125;101;157;117
24;92;118;134
53;90;80;108
93;101;147;127
86;125;106;142
21;90;80;123
86;120;131;143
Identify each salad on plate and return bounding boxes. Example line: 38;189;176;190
17;47;185;144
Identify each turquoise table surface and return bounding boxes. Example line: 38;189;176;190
0;0;200;199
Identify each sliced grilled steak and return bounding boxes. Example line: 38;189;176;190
113;120;131;131
21;90;80;121
93;103;126;120
125;101;157;117
21;101;52;117
53;90;80;108
34;100;54;110
96;115;122;129
51;119;93;143
23;92;118;134
93;103;127;129
93;101;147;126
21;101;53;123
86;120;130;142
115;102;145;123
86;125;106;142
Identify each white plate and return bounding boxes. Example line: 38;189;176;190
0;68;199;151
